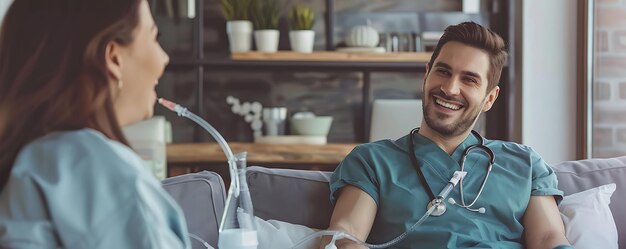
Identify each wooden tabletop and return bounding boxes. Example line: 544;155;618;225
167;142;359;165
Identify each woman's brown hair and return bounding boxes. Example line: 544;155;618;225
0;0;142;188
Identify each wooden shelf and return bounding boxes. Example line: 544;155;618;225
169;58;428;72
231;51;432;63
167;142;358;165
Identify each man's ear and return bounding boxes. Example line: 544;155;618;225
105;41;123;82
482;86;500;112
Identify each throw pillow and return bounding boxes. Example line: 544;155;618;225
253;215;321;249
559;183;618;249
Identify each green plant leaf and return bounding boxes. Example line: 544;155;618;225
220;0;251;21
289;5;314;30
251;0;280;30
220;0;234;20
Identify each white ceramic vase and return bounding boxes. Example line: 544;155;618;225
346;25;379;48
254;30;279;53
226;20;253;52
289;30;315;53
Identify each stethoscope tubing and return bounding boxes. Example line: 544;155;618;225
458;145;494;209
408;128;495;215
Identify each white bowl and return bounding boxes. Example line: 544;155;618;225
289;116;333;136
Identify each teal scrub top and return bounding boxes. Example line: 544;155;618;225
0;129;190;249
330;132;563;249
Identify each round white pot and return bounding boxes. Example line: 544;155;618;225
226;20;253;52
289;30;315;53
254;30;279;53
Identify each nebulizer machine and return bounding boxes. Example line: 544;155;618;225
159;98;470;249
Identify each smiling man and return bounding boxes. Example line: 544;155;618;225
323;22;572;249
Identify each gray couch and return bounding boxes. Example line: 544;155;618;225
163;156;626;249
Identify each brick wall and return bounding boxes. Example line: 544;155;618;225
594;0;626;157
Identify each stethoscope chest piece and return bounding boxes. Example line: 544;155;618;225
427;198;446;217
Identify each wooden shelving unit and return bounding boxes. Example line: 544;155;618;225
157;0;517;146
231;51;432;63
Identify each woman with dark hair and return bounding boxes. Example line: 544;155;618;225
0;0;190;248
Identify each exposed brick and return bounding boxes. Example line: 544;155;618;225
597;0;620;5
613;30;626;52
596;7;626;28
620;82;626;99
593;148;626;158
594;81;612;101
597;30;609;52
593;127;614;147
596;56;626;77
618;128;626;143
593;108;626;124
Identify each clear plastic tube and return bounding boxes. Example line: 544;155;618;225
158;98;240;195
189;233;214;249
438;183;454;200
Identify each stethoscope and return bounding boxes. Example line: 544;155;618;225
408;128;495;216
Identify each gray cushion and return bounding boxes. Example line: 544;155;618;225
162;171;225;249
552;156;626;249
246;166;334;229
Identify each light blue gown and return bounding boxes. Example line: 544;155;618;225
330;132;563;249
0;128;190;249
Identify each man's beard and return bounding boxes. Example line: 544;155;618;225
422;92;484;137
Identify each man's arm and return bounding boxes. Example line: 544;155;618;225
319;185;377;249
522;195;570;249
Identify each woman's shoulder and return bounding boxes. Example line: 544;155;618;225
26;128;121;150
12;128;145;181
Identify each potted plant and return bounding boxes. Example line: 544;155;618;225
289;5;315;53
251;0;280;53
220;0;253;52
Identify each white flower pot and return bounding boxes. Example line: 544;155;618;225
462;0;480;13
254;30;279;53
226;20;253;52
289;30;315;53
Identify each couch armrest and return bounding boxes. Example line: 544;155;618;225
163;171;226;249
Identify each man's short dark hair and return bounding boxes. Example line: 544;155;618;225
427;22;508;92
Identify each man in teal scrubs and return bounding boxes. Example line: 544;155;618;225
324;22;572;249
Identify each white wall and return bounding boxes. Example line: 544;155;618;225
521;0;578;164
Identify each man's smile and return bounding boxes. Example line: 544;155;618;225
433;96;464;111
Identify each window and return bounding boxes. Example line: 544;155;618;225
579;0;626;158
